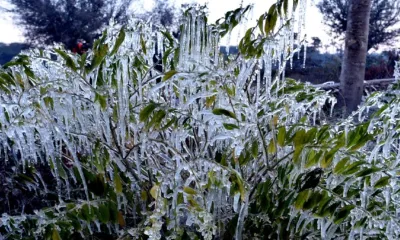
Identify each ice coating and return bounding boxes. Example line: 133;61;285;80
2;1;400;240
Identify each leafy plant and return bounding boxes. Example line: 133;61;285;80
0;1;400;239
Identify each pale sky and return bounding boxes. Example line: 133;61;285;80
0;0;331;47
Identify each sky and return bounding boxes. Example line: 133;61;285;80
0;0;331;48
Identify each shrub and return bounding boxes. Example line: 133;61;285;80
0;1;400;239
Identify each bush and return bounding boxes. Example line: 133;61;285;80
0;1;400;239
365;51;399;80
284;49;342;84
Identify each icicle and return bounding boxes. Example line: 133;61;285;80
234;193;248;240
385;188;391;210
303;43;307;68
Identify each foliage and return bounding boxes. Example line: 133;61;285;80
0;0;400;239
6;0;134;49
141;0;178;28
285;48;342;84
365;51;400;80
285;49;399;84
317;0;400;50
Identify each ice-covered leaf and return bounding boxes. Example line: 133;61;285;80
150;185;159;200
111;28;126;55
183;186;197;195
374;176;391;189
223;123;239;130
333;157;350;174
333;205;355;224
54;49;77;72
163;70;177;81
52;228;61;240
114;170;123;194
212;108;237;120
139;103;157;122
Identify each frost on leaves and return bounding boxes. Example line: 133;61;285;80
1;1;399;240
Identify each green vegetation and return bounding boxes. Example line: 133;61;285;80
0;1;400;239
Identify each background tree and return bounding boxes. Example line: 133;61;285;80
146;0;177;28
311;37;322;51
317;0;400;50
339;0;372;114
6;0;134;49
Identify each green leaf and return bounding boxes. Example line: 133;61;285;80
355;167;381;177
150;184;159;199
317;125;330;143
114;170;123;194
374;176;391;189
161;117;177;130
257;14;265;35
283;0;289;15
163;70;177;81
56;158;68;180
277;127;286;146
140;34;147;54
98;204;110;224
43;96;54;109
224;85;235;97
251;141;259;158
321;148;338;168
108;201;118;223
139;103;157;122
223;123;239;130
294;190;310;209
24;66;35;79
264;4;278;35
161;31;175;46
79;52;88;70
305;128;318;143
354;217;368;229
183;186;197;195
89;43;109;72
177;192;184;204
94;92;107;110
111;28;126;55
52;228;61;240
54;49;77;72
230;171;247;202
305;149;319;168
96;62;105;87
293;145;304;165
303;191;322;210
205;95;216;107
334;157;350;174
293;129;306;147
147;110;166;130
268;139;276;154
212;108;237;120
334;205;355;224
0;72;16;87
316;194;333;217
341;161;365;175
80;204;93;221
350;134;374;151
320;201;340;217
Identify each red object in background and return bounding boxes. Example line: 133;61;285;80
72;40;86;55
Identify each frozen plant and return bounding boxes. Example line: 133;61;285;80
0;1;400;239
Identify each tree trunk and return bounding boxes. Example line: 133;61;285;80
339;0;372;115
